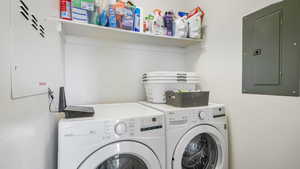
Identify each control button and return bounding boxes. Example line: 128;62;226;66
114;122;127;136
199;111;205;120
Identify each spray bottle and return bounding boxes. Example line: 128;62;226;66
100;0;108;26
90;0;102;25
152;9;164;35
134;8;141;32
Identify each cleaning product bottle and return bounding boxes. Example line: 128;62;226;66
144;14;154;33
81;0;95;24
114;1;125;28
152;9;164;35
100;0;108;26
90;0;102;25
122;6;134;30
134;8;141;32
143;16;149;33
108;5;117;27
100;8;108;26
164;11;174;36
60;0;72;20
174;12;188;38
187;7;205;39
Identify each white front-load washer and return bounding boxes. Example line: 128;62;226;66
140;102;228;169
58;103;166;169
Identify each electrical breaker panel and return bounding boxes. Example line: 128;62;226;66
243;0;300;96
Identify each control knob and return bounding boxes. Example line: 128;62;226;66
198;111;206;120
114;122;127;136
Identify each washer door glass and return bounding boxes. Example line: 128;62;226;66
182;133;218;169
78;142;161;169
97;154;148;169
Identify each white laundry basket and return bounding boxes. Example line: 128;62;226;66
143;71;200;103
143;71;199;79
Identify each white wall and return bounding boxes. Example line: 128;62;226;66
0;0;64;169
65;37;187;105
186;0;300;169
65;0;191;105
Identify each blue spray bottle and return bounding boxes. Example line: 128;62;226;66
108;5;117;28
100;8;108;26
134;8;141;32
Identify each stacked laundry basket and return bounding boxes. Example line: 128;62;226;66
142;71;200;103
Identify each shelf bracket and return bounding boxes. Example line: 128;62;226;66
57;21;62;33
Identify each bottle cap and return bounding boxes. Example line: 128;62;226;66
135;8;140;13
178;12;188;17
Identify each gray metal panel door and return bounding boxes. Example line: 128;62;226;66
253;10;281;85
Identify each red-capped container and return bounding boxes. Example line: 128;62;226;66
60;0;72;20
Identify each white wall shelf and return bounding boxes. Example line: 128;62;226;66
50;18;202;48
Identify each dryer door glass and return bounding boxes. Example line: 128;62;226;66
96;154;148;169
182;133;218;169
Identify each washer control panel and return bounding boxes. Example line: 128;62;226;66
101;119;137;139
101;116;163;139
60;116;165;145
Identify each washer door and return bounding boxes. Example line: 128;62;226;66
79;141;161;169
172;125;226;169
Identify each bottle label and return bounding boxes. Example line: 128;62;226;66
134;15;140;32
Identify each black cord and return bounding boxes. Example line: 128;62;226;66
48;88;55;112
49;98;53;112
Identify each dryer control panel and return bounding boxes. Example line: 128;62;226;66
191;109;214;122
167;111;189;126
166;106;225;128
166;109;214;127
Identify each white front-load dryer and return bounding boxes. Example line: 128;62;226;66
140;102;228;169
58;103;166;169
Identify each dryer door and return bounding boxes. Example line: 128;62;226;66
172;125;226;169
78;141;162;169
